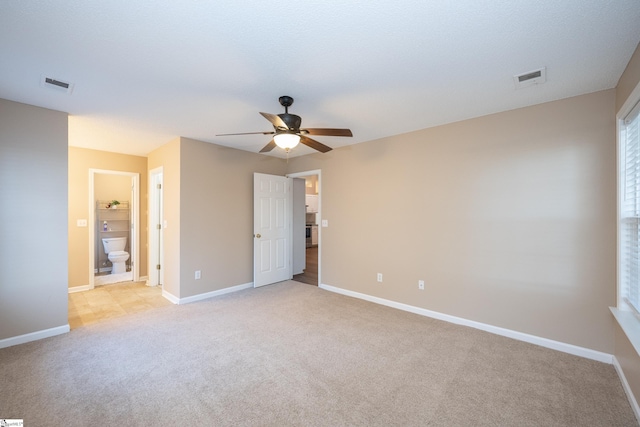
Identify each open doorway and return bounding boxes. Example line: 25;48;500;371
88;169;140;289
289;170;320;286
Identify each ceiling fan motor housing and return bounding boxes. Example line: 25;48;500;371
278;113;302;131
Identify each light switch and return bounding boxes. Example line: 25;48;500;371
77;219;87;227
163;220;168;228
321;219;328;227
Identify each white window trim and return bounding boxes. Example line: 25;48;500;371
615;80;640;357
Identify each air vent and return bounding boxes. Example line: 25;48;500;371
40;74;74;94
45;77;69;89
513;67;546;89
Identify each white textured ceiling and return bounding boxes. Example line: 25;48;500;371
1;1;640;158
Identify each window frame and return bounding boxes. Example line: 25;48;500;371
619;97;640;314
615;80;640;357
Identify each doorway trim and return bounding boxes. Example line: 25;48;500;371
88;169;140;289
148;167;164;288
287;169;321;287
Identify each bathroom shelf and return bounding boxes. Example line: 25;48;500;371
96;200;131;274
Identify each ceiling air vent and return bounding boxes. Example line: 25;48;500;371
40;74;74;94
513;67;546;90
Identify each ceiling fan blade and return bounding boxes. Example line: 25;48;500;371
216;131;274;136
259;139;277;153
302;128;353;137
260;112;288;129
300;135;332;153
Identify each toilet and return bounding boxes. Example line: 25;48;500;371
101;237;130;274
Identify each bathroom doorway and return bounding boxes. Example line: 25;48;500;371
88;169;140;289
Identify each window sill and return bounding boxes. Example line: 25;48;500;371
610;307;640;357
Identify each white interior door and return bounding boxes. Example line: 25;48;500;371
254;173;292;287
148;167;164;287
292;178;306;275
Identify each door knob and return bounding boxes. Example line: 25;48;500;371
255;234;261;238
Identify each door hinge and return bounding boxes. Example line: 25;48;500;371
156;264;161;270
157;184;162;189
157;224;161;229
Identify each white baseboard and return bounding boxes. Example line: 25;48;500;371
162;282;254;305
68;285;92;293
0;324;70;349
613;355;640;424
162;289;180;304
320;283;613;364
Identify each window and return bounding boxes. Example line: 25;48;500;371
620;98;640;314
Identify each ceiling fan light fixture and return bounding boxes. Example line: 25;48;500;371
274;132;300;151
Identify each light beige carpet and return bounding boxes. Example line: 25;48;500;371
0;281;637;426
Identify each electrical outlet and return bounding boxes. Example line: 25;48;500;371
418;280;425;290
377;273;383;282
195;270;201;280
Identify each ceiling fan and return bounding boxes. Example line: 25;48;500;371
217;96;353;153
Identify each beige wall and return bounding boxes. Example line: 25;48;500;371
615;41;640;411
305;175;318;195
179;137;286;297
0;98;68;341
148;138;181;297
616;42;640;113
68;147;148;288
148;137;286;299
288;89;616;353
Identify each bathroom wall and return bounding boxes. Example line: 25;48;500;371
95;174;132;206
0;98;69;343
68;147;148;288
